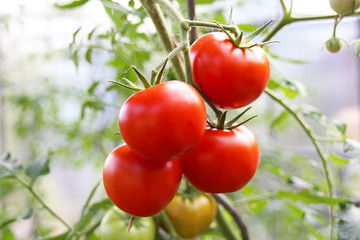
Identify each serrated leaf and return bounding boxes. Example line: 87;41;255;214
338;205;360;240
25;157;50;184
85;48;93;64
55;0;89;9
270;111;290;131
330;153;349;165
277;189;339;205
196;0;216;4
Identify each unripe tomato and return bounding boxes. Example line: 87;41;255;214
100;207;156;240
190;32;270;109
325;37;343;53
329;0;360;15
119;81;207;161
180;126;259;193
164;194;217;239
354;39;360;56
103;144;182;217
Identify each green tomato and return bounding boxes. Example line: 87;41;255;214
325;37;343;53
354;39;360;56
329;0;360;15
100;207;156;240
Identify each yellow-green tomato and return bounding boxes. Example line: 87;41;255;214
164;194;217;239
100;207;156;240
354;39;360;56
329;0;360;15
326;37;343;53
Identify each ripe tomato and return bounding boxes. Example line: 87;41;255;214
329;0;360;15
190;32;270;109
103;144;182;217
180;126;259;193
100;207;156;240
119;80;207;161
164;194;217;239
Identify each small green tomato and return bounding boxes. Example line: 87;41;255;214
329;0;360;15
354;39;360;57
100;207;156;240
325;37;343;53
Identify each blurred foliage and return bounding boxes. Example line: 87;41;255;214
0;0;360;239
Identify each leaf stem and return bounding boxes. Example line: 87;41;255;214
265;88;335;239
0;163;72;230
212;194;249;240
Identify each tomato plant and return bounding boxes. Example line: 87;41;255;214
190;32;270;109
164;194;217;239
100;207;156;240
119;80;207;161
180;126;259;193
103;144;182;217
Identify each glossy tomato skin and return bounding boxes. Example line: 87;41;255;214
191;32;270;109
100;207;156;240
103;144;182;217
164;194;217;239
180;126;259;193
119;81;207;161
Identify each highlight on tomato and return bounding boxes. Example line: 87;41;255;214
100;207;156;240
119;80;207;161
190;32;270;109
180;125;260;193
103;144;182;217
164;194;217;239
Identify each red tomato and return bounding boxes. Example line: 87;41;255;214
180;126;259;193
191;32;270;109
119;81;207;161
103;144;182;217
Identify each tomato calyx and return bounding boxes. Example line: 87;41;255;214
207;106;257;130
212;19;277;49
109;58;169;91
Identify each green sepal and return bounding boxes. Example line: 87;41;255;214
131;66;152;89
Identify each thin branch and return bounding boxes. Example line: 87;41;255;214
212;194;249;240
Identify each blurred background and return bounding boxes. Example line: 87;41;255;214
0;0;359;239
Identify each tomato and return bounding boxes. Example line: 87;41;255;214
100;207;156;240
164;194;217;239
329;0;360;15
190;32;270;109
119;80;207;161
180;126;259;193
325;36;343;53
103;144;182;217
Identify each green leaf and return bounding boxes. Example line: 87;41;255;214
71;27;81;46
88;81;100;95
285;202;305;220
267;77;282;90
196;0;216;4
1;227;16;240
55;0;89;9
344;139;360;163
0;153;23;179
270;111;290;131
85;48;93;64
80;100;105;119
73;49;79;69
334;120;347;136
88;27;97;40
330;153;349;165
277;189;339;205
338;205;360;240
25;157;50;184
280;85;297;99
0;209;33;229
301;105;325;123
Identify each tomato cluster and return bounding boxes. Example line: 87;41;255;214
103;31;269;220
